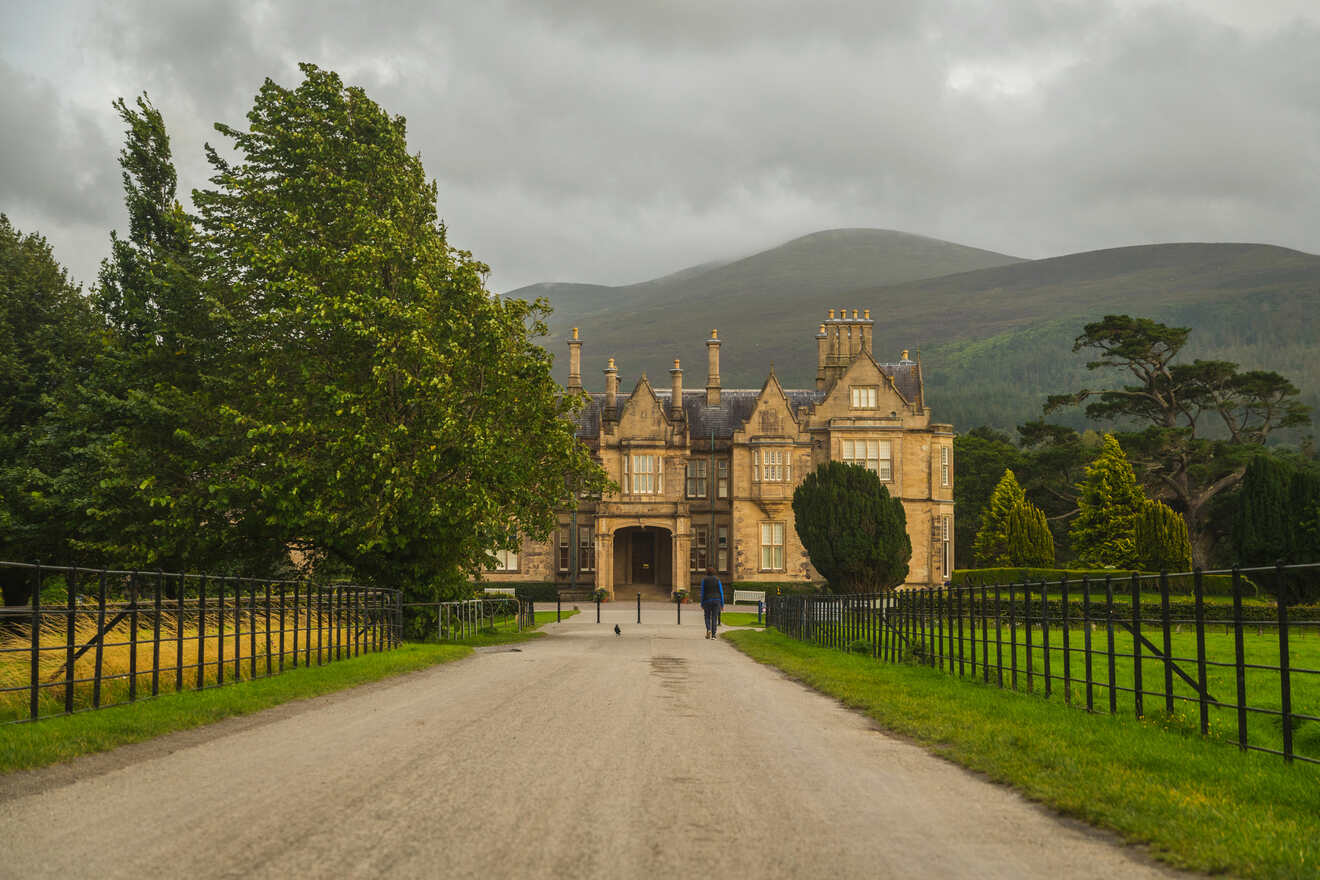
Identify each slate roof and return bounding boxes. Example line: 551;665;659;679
568;359;921;442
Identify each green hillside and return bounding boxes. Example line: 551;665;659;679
511;234;1320;433
507;228;1023;385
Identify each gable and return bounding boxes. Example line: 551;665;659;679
822;352;910;414
744;372;800;439
616;375;670;439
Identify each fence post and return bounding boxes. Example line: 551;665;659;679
1130;572;1143;718
1023;579;1033;692
1275;562;1294;762
217;578;226;684
65;567;77;714
1231;566;1248;751
1040;578;1051;699
1158;570;1174;715
1082;575;1093;712
176;574;186;691
152;570;163;697
30;563;42;721
198;575;208;688
1060;575;1071;705
265;581;273;674
93;571;107;708
1105;576;1117;714
1192;568;1210;735
958;584;967;678
129;571;139;701
980;583;990;683
250;583;259;678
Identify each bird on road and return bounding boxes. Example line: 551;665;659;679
614;624;621;636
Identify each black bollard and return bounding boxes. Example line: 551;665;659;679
596;596;601;623
758;600;764;626
557;595;561;623
637;592;641;624
676;594;681;625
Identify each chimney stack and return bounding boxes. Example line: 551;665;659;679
861;309;873;354
604;357;618;418
706;329;721;406
815;323;828;391
670;358;684;420
567;327;583;391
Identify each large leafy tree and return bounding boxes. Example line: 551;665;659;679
792;461;910;592
0;216;98;602
1045;315;1310;564
1070;434;1148;568
74;95;278;573
193;65;606;595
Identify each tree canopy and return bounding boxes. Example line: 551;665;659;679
792;461;910;592
1045;314;1310;564
1070;434;1148;568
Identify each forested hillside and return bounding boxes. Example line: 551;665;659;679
514;235;1320;432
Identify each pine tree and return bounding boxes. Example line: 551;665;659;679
1070;434;1147;568
1006;500;1055;567
1134;501;1192;572
972;469;1026;566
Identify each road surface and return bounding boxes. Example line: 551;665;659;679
0;605;1186;878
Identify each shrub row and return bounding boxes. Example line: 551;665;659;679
950;567;1254;597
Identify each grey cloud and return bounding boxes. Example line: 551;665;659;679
4;0;1320;292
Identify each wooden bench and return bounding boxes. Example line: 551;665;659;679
732;589;766;606
482;587;517;597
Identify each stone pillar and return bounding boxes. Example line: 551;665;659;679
815;323;828;390
670;358;684;420
596;528;614;598
604;358;618;419
567;327;583;391
706;330;721;407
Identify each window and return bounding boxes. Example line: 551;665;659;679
941;514;951;576
753;448;791;482
716;460;729;499
842;438;892;481
624;453;661;495
717;525;729;572
690;525;709;571
578;523;595;572
760;522;785;570
558;530;570;573
686;460;707;498
941;446;950;487
850;386;878;409
488;548;518;573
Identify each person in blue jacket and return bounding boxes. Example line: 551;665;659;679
699;566;724;639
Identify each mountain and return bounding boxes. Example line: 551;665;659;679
506;228;1024;385
509;232;1320;433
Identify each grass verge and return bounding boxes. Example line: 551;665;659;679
725;628;1320;880
718;611;764;627
0;642;469;774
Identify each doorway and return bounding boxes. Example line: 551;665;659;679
631;530;655;583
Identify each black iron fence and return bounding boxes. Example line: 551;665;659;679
402;596;537;640
766;563;1320;765
0;560;402;724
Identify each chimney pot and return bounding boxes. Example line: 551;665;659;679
670;358;684;419
706;331;722;406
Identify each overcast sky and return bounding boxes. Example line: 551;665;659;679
3;0;1319;293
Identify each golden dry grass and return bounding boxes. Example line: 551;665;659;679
0;604;377;721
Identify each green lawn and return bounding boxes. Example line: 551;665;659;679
718;611;765;627
798;610;1320;761
725;628;1320;879
0;642;469;773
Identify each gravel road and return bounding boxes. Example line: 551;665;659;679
0;606;1187;879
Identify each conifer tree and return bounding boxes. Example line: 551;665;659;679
972;469;1026;566
1134;501;1192;572
1005;499;1055;567
1232;454;1294;566
1070;434;1148;568
792;461;911;592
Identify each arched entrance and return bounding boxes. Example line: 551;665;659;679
613;526;674;599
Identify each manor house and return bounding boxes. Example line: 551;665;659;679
485;310;954;598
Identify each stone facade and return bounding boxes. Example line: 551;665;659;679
483;311;954;597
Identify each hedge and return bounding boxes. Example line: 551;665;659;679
950;567;1253;598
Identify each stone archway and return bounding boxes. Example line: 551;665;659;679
612;525;673;600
